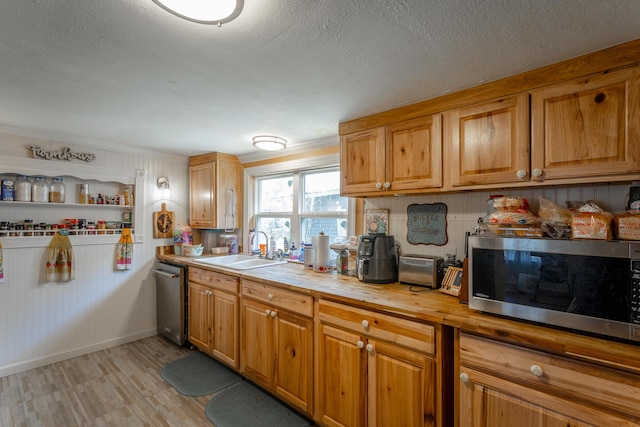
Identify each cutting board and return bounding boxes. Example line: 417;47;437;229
153;202;174;239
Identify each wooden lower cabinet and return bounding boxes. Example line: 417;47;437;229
241;280;314;415
458;333;640;427
188;268;239;369
317;300;440;427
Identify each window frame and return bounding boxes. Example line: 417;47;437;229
243;152;355;252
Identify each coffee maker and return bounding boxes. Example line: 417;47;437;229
356;234;398;284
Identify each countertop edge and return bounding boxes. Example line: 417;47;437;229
158;254;640;374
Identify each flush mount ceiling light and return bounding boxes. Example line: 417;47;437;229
252;135;287;151
152;0;244;25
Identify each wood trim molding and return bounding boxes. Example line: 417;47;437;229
242;146;339;169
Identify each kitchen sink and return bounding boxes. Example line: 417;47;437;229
193;254;287;270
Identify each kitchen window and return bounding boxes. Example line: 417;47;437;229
253;167;350;250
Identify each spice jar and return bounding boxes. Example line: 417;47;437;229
14;175;31;201
31;176;49;202
23;219;34;236
49;177;65;203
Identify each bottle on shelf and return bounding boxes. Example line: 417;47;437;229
49;177;65;203
14;175;31;202
31;176;49;202
1;177;14;201
79;183;89;204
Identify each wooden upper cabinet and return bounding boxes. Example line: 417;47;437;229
190;162;216;228
530;66;640;181
445;93;530;188
385;115;442;191
340;128;385;195
340;115;442;196
189;152;241;229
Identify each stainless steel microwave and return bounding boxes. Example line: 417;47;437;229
468;236;640;343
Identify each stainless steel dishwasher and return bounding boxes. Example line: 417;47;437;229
153;261;188;346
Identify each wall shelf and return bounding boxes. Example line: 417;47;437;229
0;155;145;247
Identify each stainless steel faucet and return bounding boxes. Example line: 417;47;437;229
250;231;269;258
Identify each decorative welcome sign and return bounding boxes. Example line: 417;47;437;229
28;145;96;162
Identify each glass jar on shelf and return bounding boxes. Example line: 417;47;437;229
49;177;65;203
31;176;49;202
14;175;31;201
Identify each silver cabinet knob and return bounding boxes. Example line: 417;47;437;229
383;181;391;189
375;182;383;189
268;293;273;301
516;169;527;179
532;168;543;177
460;373;470;383
361;320;369;329
357;340;364;349
530;364;544;377
366;343;374;353
265;309;271;316
270;310;277;318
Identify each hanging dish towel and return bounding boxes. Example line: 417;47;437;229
116;228;133;270
46;231;73;282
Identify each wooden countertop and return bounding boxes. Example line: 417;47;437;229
158;254;640;374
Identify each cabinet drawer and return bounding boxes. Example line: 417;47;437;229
318;299;434;355
189;267;239;293
460;333;640;417
242;280;313;318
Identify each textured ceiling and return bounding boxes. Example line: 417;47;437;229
1;0;640;159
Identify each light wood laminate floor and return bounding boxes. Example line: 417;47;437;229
0;336;213;426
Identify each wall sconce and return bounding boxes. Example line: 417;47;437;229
157;176;170;190
157;176;171;198
252;135;287;151
152;0;244;26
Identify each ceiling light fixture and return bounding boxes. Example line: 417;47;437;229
252;135;287;151
152;0;244;26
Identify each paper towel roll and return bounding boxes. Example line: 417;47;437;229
314;235;331;272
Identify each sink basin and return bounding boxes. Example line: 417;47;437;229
193;254;287;270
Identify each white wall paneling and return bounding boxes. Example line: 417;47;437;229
0;134;189;377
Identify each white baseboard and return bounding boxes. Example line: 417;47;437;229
0;328;158;378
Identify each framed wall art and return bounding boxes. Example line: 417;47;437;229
366;209;389;234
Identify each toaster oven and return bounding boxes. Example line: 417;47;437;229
398;254;444;288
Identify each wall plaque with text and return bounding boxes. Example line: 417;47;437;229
407;202;448;246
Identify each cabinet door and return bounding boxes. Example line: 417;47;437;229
212;290;239;369
340;128;386;195
446;93;530;187
456;367;636;427
216;158;241;230
188;282;212;352
274;310;313;414
318;324;367;427
531;67;640;181
189;162;216;228
368;339;435;427
386;114;442;191
241;299;274;388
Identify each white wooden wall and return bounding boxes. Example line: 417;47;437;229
0;132;189;377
